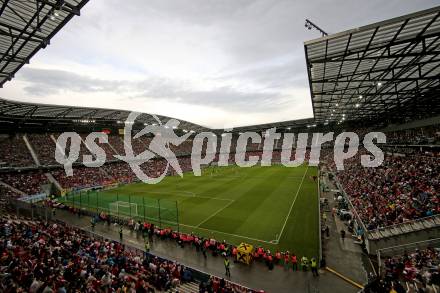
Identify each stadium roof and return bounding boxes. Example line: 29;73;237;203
305;6;440;125
0;97;208;132
230;118;316;133
0;0;89;88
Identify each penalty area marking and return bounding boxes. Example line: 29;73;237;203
147;190;234;202
276;165;309;242
180;223;277;245
195;199;236;228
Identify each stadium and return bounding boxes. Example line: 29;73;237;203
0;1;439;293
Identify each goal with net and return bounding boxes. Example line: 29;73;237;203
109;201;138;218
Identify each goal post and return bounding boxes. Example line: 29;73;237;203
107;198;179;230
109;201;138;218
61;190;179;231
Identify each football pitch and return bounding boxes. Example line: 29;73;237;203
60;164;319;258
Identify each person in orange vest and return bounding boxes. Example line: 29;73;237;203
291;253;298;271
209;238;216;247
257;247;264;258
284;251;290;270
232;246;238;262
253;250;259;260
275;250;282;264
171;231;178;240
266;253;274;270
219;242;225;253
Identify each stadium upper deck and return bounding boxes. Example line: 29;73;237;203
305;6;440;125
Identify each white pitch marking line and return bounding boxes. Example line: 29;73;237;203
180;223;274;245
276;165;309;242
147;190;233;201
195;200;236;228
194;196;234;202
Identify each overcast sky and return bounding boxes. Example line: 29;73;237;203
1;0;438;128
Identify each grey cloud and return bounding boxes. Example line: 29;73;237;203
119;0;439;65
18;67;290;112
136;86;289;111
20;68;126;95
216;54;307;90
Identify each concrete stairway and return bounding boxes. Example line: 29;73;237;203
50;134;66;159
405;281;439;293
45;172;63;192
23;134;41;166
108;139;121;156
169;282;199;293
0;181;26;196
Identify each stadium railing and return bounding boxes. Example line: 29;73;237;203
331;174;369;238
368;214;440;240
318;169;323;261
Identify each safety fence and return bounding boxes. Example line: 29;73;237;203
60;190;180;231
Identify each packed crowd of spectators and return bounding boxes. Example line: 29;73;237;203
383;247;440;285
52;167;114;190
27;134;58;165
102;163;137;184
107;135;125;155
0;171;48;196
170;139;193;155
130;137;152;156
0;185;19;198
0;158;190;197
80;134;118;160
0;216;197;292
365;246;440;293
333;152;440;230
0;135;35;167
386;126;440;145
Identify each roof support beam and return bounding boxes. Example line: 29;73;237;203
0;0;9;17
36;0;81;16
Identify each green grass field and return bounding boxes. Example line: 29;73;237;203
60;164;319;258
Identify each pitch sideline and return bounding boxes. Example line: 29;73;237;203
276;165;309;242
